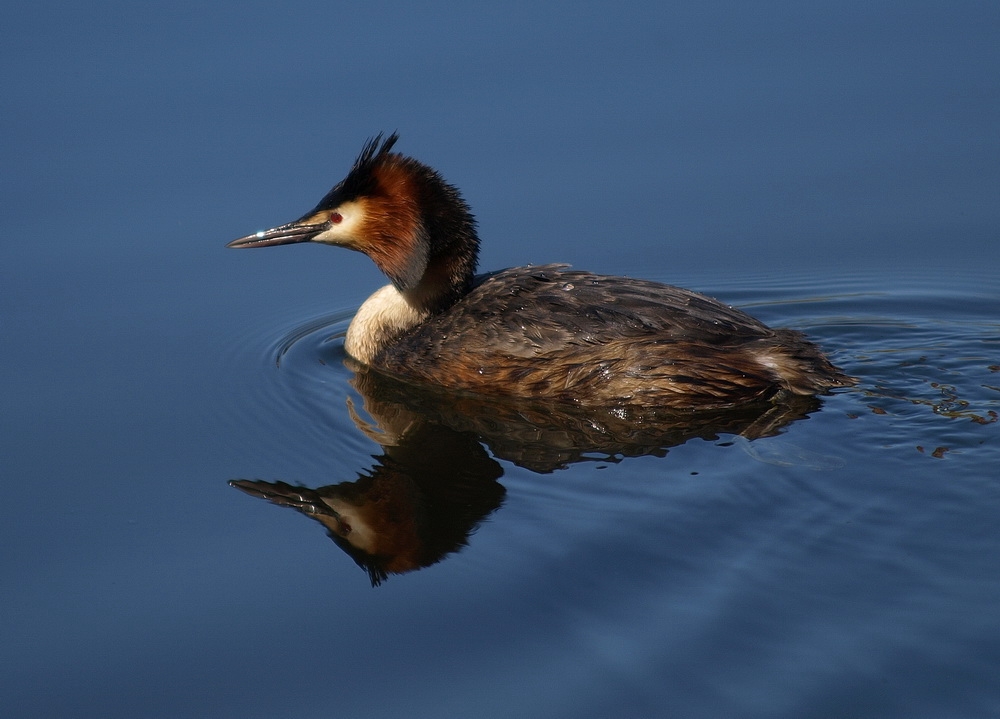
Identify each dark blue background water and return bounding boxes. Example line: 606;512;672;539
3;3;999;717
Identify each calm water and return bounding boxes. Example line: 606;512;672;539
3;3;999;718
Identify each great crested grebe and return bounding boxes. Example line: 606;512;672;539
228;133;853;409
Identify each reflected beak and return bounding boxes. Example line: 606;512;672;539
229;479;326;512
230;479;349;533
226;218;328;249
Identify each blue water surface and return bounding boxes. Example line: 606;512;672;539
2;3;999;718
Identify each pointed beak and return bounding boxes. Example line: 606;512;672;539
229;479;327;512
226;218;328;249
230;479;349;533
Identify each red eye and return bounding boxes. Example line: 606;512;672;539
329;212;343;224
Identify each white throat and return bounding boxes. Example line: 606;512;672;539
345;284;430;364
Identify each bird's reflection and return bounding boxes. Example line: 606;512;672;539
232;421;504;586
232;360;825;585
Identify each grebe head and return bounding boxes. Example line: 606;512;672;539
227;133;480;312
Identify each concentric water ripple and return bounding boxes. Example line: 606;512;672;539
217;304;369;473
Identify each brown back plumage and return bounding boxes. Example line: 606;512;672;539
375;265;854;409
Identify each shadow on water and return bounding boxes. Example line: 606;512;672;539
231;358;836;586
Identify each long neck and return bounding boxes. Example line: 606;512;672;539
345;232;477;363
378;156;480;315
344;224;479;364
346;155;481;363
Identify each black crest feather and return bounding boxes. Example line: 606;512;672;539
315;132;400;210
